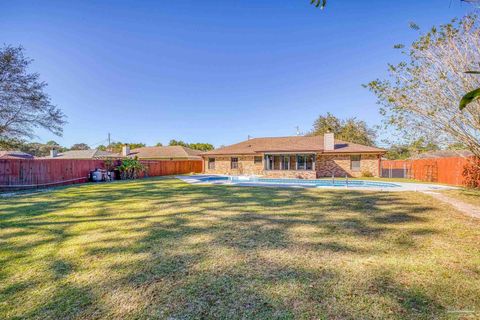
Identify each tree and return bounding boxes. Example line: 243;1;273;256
20;142;53;157
70;143;90;150
168;139;188;147
308;112;377;146
188;143;214;151
103;142;145;153
385;138;439;160
155;142;163;147
168;139;214;151
0;138;23;151
310;0;326;8
46;140;59;146
366;14;480;158
0;45;65;140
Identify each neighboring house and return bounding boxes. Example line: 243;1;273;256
201;134;385;178
128;146;202;160
409;149;474;159
43;149;120;159
0;150;34;159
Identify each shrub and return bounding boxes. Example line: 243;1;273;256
117;157;145;180
361;170;374;177
463;158;480;189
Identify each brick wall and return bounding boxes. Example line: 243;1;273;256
204;153;380;178
316;154;379;177
204;156;264;175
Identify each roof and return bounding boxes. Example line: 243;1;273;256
43;149;120;159
201;135;385;156
409;149;474;159
0;150;34;159
129;146;202;160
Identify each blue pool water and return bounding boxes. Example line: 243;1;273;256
197;176;400;188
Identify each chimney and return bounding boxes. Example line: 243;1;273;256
50;148;58;158
122;144;130;157
324;132;334;151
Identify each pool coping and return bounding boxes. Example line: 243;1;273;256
176;175;458;192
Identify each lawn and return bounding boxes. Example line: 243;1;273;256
440;188;480;208
1;177;479;319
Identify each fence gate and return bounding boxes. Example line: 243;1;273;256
381;161;410;179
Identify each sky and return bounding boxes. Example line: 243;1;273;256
0;0;473;148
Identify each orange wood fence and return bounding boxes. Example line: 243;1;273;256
0;159;203;191
140;160;203;177
381;157;476;186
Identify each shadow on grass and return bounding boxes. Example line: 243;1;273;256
0;176;458;319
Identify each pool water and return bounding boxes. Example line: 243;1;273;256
197;176;400;188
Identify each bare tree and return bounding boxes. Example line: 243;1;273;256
0;45;65;140
366;14;480;158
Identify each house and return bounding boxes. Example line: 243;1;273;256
128;146;202;160
0;150;34;159
41;145;202;161
409;149;474;159
44;149;120;159
201;133;385;178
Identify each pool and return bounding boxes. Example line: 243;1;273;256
195;175;400;188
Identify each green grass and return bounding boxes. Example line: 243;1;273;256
1;177;479;319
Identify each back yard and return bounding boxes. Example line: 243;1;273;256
1;177;479;319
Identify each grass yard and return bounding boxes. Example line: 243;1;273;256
440;188;480;208
1;177;479;319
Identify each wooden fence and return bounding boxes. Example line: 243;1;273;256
381;157;476;186
0;159;203;191
140;160;203;177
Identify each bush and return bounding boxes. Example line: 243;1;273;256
361;170;374;177
463;158;480;189
117;157;145;180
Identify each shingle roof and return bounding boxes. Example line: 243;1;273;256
0;150;34;159
409;149;474;159
42;149;120;159
201;136;385;156
129;146;202;160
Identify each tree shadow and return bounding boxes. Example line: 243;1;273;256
1;176;465;319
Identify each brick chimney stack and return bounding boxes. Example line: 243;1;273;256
122;145;130;157
324;133;334;151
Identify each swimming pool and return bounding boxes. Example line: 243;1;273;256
195;175;400;188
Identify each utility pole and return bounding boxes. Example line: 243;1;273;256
108;133;111;147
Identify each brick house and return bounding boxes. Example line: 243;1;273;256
201;134;385;178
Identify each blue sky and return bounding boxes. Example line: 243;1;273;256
1;0;472;148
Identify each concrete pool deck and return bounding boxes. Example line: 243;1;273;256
176;175;458;192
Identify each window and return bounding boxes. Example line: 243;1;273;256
231;157;238;169
296;154;314;170
297;155;306;170
306;154;315;170
254;156;262;164
282;156;290;170
208;158;215;170
265;155;273;170
351;155;361;171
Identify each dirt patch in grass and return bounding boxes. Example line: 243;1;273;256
440;188;480;208
1;177;479;319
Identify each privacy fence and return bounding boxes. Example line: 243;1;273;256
381;156;477;186
0;159;203;191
